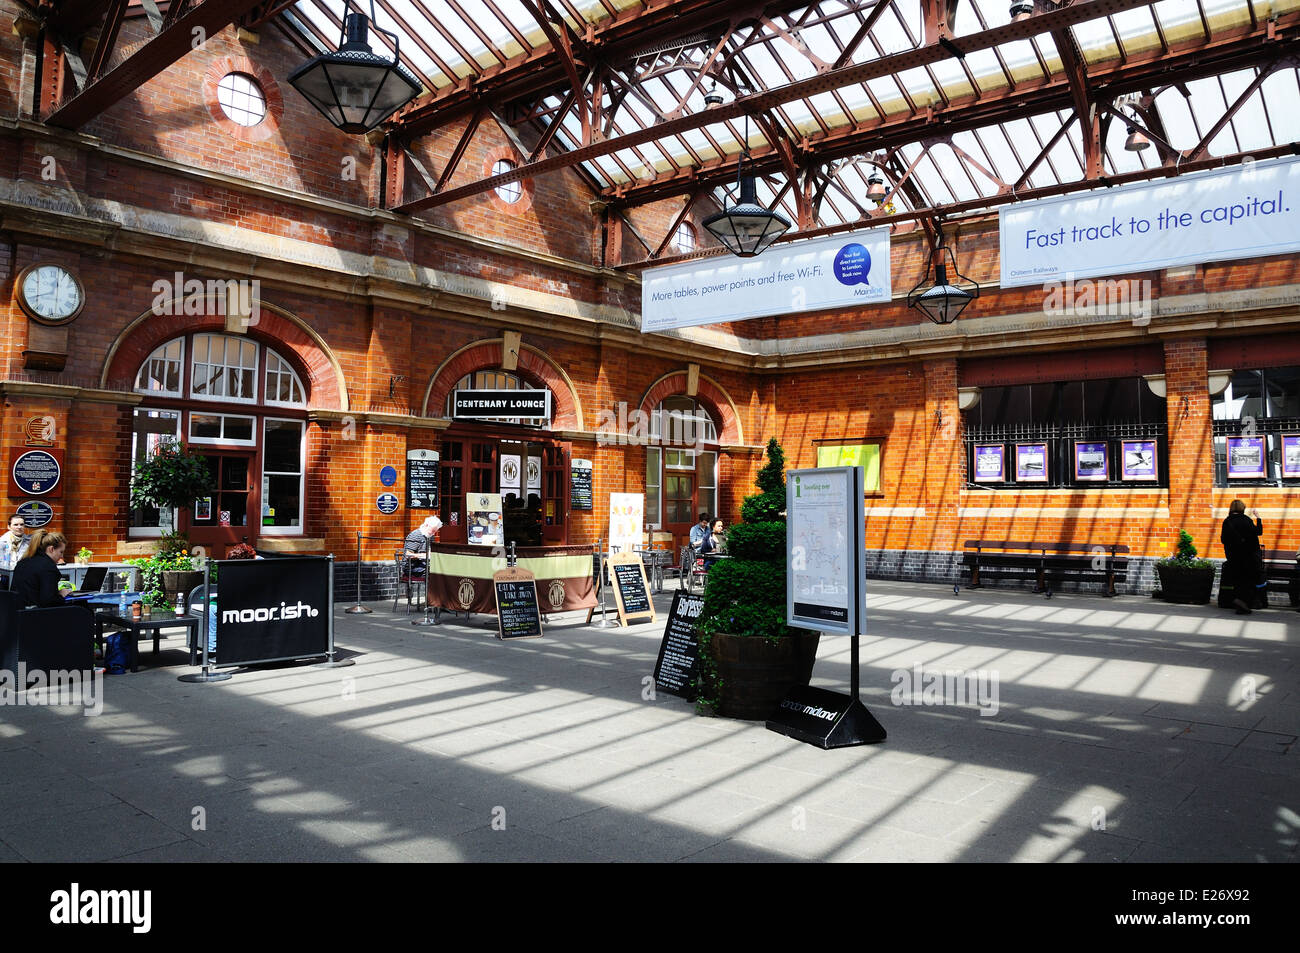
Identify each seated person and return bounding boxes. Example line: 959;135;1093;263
12;529;75;608
700;519;727;568
689;513;711;553
404;516;443;573
0;514;30;572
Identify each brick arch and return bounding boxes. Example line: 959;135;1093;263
638;372;743;445
101;303;348;410
421;339;581;429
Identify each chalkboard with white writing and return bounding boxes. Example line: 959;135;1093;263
493;568;543;640
653;590;704;699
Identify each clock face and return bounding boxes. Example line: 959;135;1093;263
20;265;84;324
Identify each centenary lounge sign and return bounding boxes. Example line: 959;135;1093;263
999;155;1300;288
641;228;891;332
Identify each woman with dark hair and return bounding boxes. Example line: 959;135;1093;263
11;529;71;608
1221;499;1264;614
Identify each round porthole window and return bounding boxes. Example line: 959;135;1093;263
217;73;267;127
492;159;523;204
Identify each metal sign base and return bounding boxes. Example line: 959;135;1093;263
178;670;233;683
345;605;373;614
766;687;887;749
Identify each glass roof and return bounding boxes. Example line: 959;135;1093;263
282;0;1299;247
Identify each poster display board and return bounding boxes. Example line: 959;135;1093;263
786;467;865;636
1015;442;1049;483
815;443;882;493
1121;440;1158;481
1073;441;1109;481
973;444;1006;483
642;228;891;332
570;459;593;510
465;492;504;545
406;449;440;510
1226;436;1266;479
653;590;704;700
999;155;1300;288
500;453;522;495
1282;434;1300;478
213;556;331;666
493;567;543;640
609;551;655;625
608;493;644;556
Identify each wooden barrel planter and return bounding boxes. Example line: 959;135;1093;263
708;631;821;720
162;570;204;608
1155;565;1215;605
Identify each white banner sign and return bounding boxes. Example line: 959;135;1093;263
1000;156;1300;288
641;228;891;332
608;493;644;556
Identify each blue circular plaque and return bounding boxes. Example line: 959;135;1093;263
380;465;398;486
12;450;61;495
376;493;400;514
14;500;53;528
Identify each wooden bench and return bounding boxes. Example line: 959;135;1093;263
963;539;1130;597
1261;550;1300;606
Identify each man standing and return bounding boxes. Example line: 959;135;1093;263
0;515;29;572
689;512;710;551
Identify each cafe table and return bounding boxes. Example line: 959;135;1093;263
91;602;199;673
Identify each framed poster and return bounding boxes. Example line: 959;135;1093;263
972;444;1006;483
1014;442;1048;483
1226;435;1266;479
608;493;644;555
195;497;213;520
814;442;882;493
1282;434;1300;478
1073;441;1109;482
1121;440;1158;481
786;467;866;636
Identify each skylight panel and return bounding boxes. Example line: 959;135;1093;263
865;75;908;116
801;22;842;64
1220;71;1272;153
1262;69;1300;143
871;4;918;55
930;144;984;203
807;91;850;129
1151;88;1197;151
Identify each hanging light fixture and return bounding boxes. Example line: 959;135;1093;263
866;168;887;204
908;233;980;325
703;82;725;107
289;2;421;134
1125;124;1151;152
702;115;792;257
1009;1;1035;21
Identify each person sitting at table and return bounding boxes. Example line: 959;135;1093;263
700;518;727;569
11;529;76;608
689;513;711;552
0;514;30;573
404;516;443;574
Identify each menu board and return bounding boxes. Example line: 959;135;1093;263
493;568;543;640
406;449;440;509
786;466;865;636
609;551;655;624
653;590;704;699
466;492;504;545
570;459;593;510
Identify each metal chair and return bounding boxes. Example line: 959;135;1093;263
678;545;710;593
393;551;426;613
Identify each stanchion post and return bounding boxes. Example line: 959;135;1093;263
316;554;355;668
179;556;231;683
594;538;618;628
411;533;439;627
345;531;373;614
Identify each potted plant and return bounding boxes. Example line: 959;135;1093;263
694;438;820;719
129;437;217;533
157;531;202;609
74;546;93;565
1155;529;1216;604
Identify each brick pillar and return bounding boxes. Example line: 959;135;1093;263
1163;338;1214;557
924;358;961;554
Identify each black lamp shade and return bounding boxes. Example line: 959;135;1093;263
702;174;792;257
289;13;421;134
908;251;979;324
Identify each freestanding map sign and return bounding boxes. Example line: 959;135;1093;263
772;466;885;749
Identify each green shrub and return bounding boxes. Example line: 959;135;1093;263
1156;529;1212;570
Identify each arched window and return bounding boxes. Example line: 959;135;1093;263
131;334;308;543
645;396;720;535
673;222;697;255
